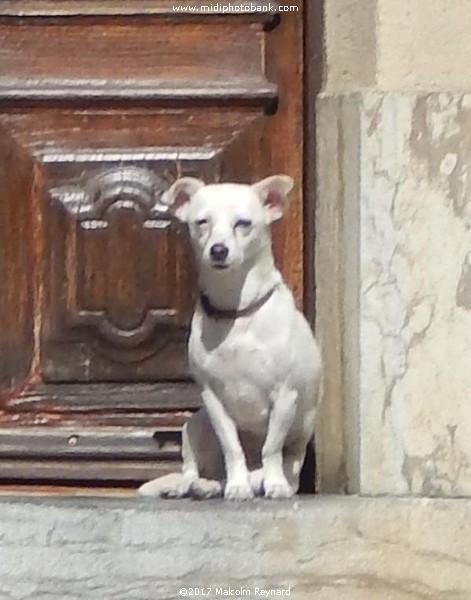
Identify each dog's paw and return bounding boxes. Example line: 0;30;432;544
224;480;254;501
263;478;295;500
190;478;223;500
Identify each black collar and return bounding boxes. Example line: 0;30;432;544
200;285;278;320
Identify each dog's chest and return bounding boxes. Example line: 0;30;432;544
189;319;280;429
193;328;274;385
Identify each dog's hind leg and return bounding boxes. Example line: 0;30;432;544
137;408;225;499
185;407;225;499
137;410;204;498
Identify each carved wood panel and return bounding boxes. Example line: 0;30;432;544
43;165;193;381
0;0;306;483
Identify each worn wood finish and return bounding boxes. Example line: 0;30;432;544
0;0;311;484
0;130;35;395
0;21;265;85
42;165;194;381
0;460;177;482
0;411;191;429
0;109;261;153
254;0;304;302
0;426;185;484
0;484;137;495
0;428;181;460
7;383;199;413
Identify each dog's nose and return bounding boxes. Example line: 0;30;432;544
210;243;229;262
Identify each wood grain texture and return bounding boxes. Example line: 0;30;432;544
0;20;270;101
0;129;35;398
0;459;177;482
0;410;191;429
42;161;195;381
0;428;181;460
0;484;137;495
51;167;177;345
7;383;200;413
265;0;304;306
0;108;261;153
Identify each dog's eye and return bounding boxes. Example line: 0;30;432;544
234;219;252;229
195;218;209;227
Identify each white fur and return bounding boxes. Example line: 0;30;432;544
138;176;322;500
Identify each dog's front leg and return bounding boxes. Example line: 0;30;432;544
202;387;253;500
262;387;298;499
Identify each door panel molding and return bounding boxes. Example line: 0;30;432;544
50;167;176;351
0;428;181;460
0;82;278;110
0;17;277;111
3;382;199;415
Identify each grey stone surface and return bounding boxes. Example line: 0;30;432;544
0;495;470;599
316;91;471;496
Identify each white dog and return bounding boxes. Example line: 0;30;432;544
138;176;322;500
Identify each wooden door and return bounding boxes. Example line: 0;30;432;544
0;1;307;486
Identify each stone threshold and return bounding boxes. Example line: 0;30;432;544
0;495;470;599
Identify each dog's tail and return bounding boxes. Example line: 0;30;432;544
137;474;223;499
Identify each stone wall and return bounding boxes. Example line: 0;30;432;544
325;0;471;91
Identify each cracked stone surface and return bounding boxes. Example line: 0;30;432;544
0;495;471;599
316;91;471;496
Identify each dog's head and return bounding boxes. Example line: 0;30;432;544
162;175;293;269
161;176;294;271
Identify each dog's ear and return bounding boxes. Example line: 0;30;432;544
252;175;294;223
161;177;205;222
